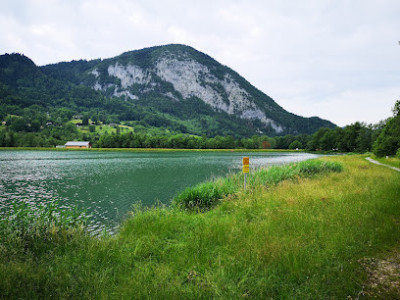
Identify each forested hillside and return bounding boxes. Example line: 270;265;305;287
0;45;337;147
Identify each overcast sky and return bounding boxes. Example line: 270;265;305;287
1;0;399;126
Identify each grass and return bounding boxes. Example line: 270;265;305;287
173;159;343;211
0;155;399;298
372;155;400;168
0;201;88;256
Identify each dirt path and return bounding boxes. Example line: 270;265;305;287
360;157;400;298
359;251;400;299
365;157;400;172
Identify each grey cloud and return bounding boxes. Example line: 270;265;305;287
0;0;399;126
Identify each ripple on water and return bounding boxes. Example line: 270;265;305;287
0;150;320;233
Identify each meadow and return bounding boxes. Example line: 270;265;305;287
1;155;399;298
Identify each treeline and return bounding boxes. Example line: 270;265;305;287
94;121;381;152
0;119;396;158
0;121;379;151
96;133;273;149
0;123;80;147
1;100;399;158
278;100;400;157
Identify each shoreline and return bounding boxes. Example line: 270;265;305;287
0;146;304;153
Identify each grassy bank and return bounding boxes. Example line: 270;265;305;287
173;159;342;211
1;155;400;298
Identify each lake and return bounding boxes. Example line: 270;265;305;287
0;150;320;231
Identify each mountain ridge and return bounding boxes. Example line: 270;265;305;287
1;44;336;137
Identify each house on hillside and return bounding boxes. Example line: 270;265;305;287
65;141;92;149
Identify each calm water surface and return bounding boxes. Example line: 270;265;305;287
0;151;320;230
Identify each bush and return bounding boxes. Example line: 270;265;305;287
397;148;400;158
172;178;238;211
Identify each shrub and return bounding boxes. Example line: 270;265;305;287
172;178;238;211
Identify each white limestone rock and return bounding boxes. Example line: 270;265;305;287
155;56;283;132
88;56;285;133
107;63;150;88
114;90;138;100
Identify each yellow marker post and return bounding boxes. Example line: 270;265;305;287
243;157;249;189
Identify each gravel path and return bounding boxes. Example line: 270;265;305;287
365;157;400;172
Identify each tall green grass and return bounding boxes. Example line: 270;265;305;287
0;202;112;299
173;159;343;211
1;156;399;299
0;202;89;257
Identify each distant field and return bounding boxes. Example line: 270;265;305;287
70;119;134;134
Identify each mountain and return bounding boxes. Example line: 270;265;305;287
1;45;335;137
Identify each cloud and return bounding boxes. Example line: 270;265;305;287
0;0;399;126
278;85;398;126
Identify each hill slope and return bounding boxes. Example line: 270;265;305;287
1;45;335;137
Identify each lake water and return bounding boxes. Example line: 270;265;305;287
0;150;320;231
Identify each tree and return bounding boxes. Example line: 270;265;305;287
307;128;330;151
9;116;28;132
393;99;400;117
30;120;41;132
373;116;400;157
342;122;362;152
82;114;89;126
372;101;400;157
319;130;337;151
289;140;302;150
355;126;372;152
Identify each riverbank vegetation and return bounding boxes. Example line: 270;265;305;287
1;155;399;298
173;159;342;211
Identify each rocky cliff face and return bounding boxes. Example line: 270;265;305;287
38;44;336;136
89;48;285;133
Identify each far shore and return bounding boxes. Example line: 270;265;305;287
0;147;305;153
